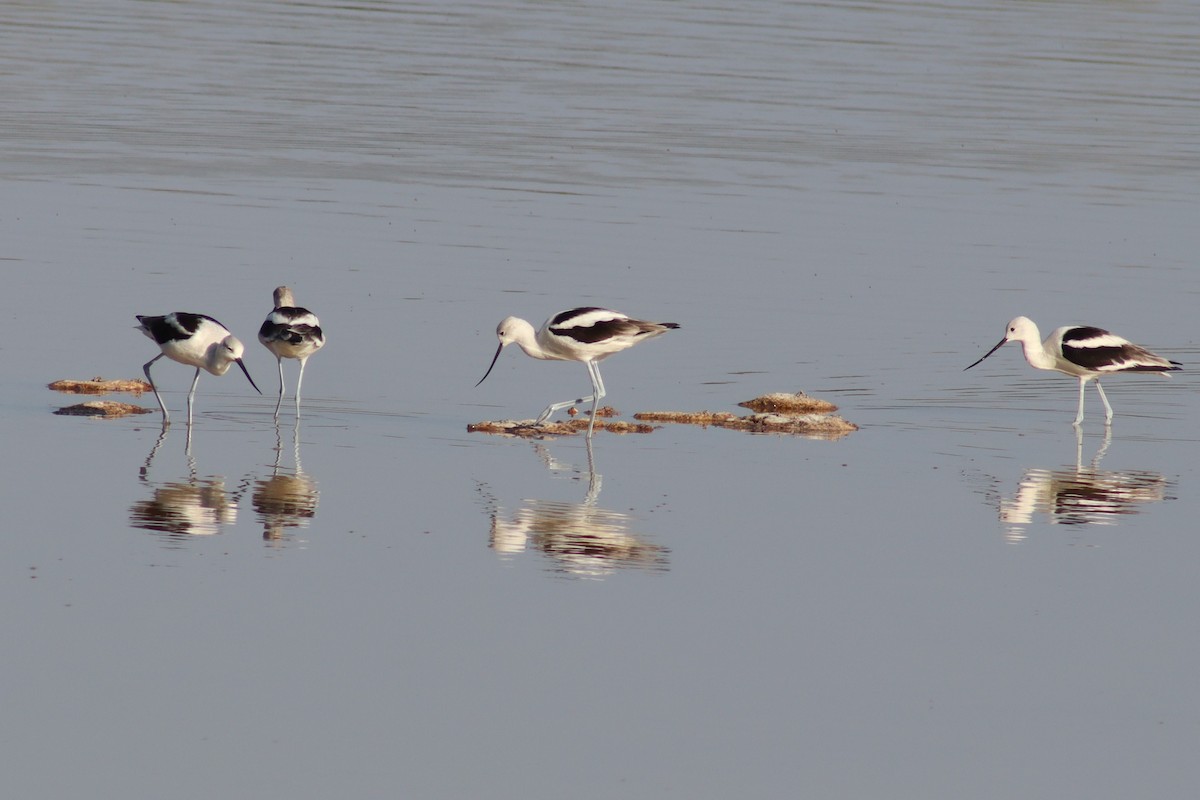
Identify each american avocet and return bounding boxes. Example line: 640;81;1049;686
258;286;325;418
965;316;1181;425
137;313;262;424
476;307;679;436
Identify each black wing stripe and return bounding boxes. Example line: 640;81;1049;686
1060;326;1109;344
550;307;607;327
551;317;639;344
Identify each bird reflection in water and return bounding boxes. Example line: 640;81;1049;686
999;427;1174;542
252;417;319;544
130;423;247;542
481;439;668;578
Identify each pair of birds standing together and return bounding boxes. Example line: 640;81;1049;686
136;286;325;424
138;294;1181;431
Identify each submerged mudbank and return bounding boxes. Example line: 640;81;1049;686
638;391;856;439
635;410;856;438
49;378;152;395
50;377;156;417
54;401;155;418
468;406;658;436
470;392;857;438
735;391;839;414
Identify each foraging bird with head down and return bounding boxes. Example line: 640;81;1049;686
477;306;679;436
965;316;1180;425
137;312;262;424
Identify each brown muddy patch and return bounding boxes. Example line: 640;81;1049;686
54;401;156;418
468;407;657;437
636;392;856;439
736;391;839;414
470;393;857;438
49;378;152;395
635;410;856;439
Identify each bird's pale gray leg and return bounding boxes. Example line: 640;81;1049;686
295;356;308;416
1072;377;1087;426
535;363;608;429
186;368;201;427
585;361;605;437
143;353;169;421
274;357;285;420
1094;380;1114;425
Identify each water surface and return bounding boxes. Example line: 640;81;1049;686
3;2;1199;798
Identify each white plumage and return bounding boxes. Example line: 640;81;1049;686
966;316;1180;425
259;286;325;418
476;306;679;436
136;312;262;424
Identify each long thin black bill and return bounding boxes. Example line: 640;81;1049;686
237;359;263;394
476;342;504;387
964;338;1008;371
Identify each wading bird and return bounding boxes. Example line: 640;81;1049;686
965;316;1180;425
477;307;679;436
258;286;325;419
137;312;261;424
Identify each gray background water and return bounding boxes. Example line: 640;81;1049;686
3;1;1199;797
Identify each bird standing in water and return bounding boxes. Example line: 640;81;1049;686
258;286;325;419
476;306;679;437
137;312;262;425
965;316;1180;425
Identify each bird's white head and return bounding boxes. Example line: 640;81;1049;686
965;316;1038;371
207;335;263;394
495;316;536;347
208;334;246;375
477;316;538;387
1003;316;1039;345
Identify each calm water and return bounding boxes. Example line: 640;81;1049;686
3;1;1199;798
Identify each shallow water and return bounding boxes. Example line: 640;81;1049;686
3;1;1200;797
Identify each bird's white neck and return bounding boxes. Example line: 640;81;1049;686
1019;337;1058;371
511;321;559;361
517;340;554;360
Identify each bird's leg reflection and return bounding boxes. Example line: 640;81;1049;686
252;414;318;543
582;435;601;505
530;438;601;504
266;413;305;475
130;426;238;541
140;421;170;481
270;414;286;472
292;415;303;474
486;439;667;577
530;441;571;472
140;420;197;482
1080;429;1113;472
